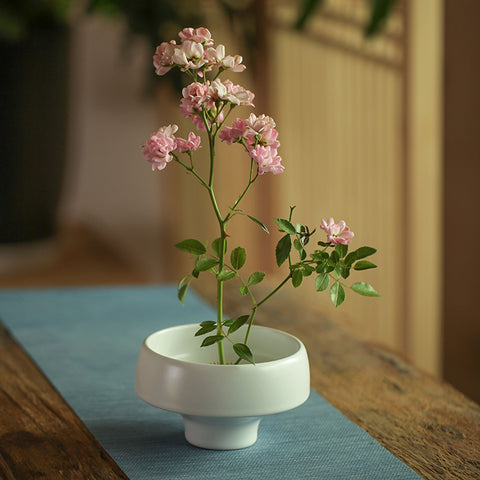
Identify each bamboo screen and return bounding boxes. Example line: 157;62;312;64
268;1;407;353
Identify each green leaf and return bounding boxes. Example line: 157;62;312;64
330;250;339;263
344;251;357;266
195;257;219;272
227;315;249;335
274;218;297;235
247;214;269;234
315;273;329;291
292;269;303;288
201;335;224;347
302;265;315;276
299;248;307;261
351;282;381;297
231;246;246;270
335;243;348;258
200;321;216;327
330;282;346;307
175;239;206;255
233;343;255;364
365;0;396;38
248;271;265;286
212;237;227;257
316;262;334;274
217;269;236;282
340;265;350;279
295;0;325;30
239;285;249;296
195;323;217;336
293;238;303;251
354;260;377;271
276;234;292;267
177;284;188;304
354;246;377;260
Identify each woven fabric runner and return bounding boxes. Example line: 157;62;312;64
0;285;421;479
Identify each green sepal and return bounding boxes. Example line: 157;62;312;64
227;315;249;335
175;239;206;255
276;234;292;267
248;271;265;286
330;282;346;307
231;246;246;270
351;282;381;297
195;257;219;272
274;218;296;235
315;273;329;291
354;260;377;271
217;269;236;282
201;335;224;347
233;343;255;364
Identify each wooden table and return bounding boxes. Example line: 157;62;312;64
1;283;479;479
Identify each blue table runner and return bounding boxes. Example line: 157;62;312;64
0;285;422;479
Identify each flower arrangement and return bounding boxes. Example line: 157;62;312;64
142;27;379;365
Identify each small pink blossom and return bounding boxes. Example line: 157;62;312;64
320;218;354;245
178;27;214;46
142;124;178;171
245;113;276;133
177;132;202;153
250;145;284;175
219;118;248;145
153;41;177;76
205;45;246;72
172;41;206;71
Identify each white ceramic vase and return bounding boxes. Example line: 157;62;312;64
135;323;310;450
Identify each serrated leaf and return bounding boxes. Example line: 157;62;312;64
233;343;255;364
227;315;249;335
276;234;292;267
231;246;246;270
351;282;381;297
195;257;219;272
175;239;206;255
217;269;236;281
292;269;303;288
201;335;224;347
239;285;249;296
195;323;217;336
354;260;377;271
177;284;188;304
354;246;377;260
212;237;227;257
330;282;346;307
335;243;348;258
315;273;329;291
274;218;296;234
247;214;269;234
248;271;265;286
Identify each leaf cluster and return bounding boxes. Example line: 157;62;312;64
274;217;380;307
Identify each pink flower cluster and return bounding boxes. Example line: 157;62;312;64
219;113;284;175
320;218;354;245
180;79;254;131
142;124;201;171
153;27;245;77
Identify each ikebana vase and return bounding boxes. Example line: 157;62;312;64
135;323;310;450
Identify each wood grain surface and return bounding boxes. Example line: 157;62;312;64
194;280;480;480
0;322;129;480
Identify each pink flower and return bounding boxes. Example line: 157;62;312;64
249;145;284;175
142;124;178;171
205;45;246;72
153;41;177;76
179;27;214;46
219;118;248;145
172;41;206;71
177;132;202;152
320;218;354;245
245;113;276;133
